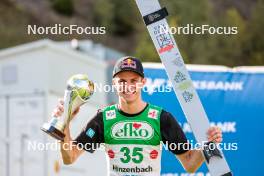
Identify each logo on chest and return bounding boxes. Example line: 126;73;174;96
106;110;116;120
148;108;159;119
111;121;154;140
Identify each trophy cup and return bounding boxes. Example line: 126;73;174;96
41;74;94;141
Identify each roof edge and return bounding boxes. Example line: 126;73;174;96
0;39;107;69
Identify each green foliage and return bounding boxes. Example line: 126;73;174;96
111;0;137;35
93;0;139;35
93;0;115;32
135;0;264;66
0;3;39;49
135;31;159;62
204;8;248;66
163;0;210;24
247;0;264;65
0;0;263;66
51;0;74;16
136;0;211;64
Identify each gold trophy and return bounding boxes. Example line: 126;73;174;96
41;74;94;141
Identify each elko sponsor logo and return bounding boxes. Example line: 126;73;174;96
111;121;154;140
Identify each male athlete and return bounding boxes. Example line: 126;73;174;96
53;56;222;176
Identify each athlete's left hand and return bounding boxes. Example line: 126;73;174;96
207;126;222;143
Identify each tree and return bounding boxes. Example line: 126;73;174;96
111;0;139;35
247;0;264;65
206;8;248;66
51;0;74;16
93;0;115;32
93;0;139;35
135;30;159;62
135;0;212;63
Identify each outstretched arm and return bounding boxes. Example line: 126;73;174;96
160;111;222;173
177;126;222;173
52;99;84;164
60;125;85;164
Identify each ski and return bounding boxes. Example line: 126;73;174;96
134;0;232;175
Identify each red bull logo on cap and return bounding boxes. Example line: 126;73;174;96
121;58;137;69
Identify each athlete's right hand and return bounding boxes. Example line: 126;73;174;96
52;99;80;119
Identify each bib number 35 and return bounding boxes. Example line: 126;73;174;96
120;147;143;164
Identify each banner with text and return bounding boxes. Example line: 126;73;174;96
142;64;264;176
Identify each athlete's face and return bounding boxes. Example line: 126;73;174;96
113;71;146;103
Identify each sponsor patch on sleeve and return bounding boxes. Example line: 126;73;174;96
86;128;95;138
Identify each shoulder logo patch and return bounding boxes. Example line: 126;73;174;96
106;110;116;120
86;128;95;138
148;108;159;119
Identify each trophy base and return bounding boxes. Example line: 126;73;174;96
41;123;65;141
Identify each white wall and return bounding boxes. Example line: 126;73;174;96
0;94;46;176
45;46;108;106
0;44;109;107
0;97;7;176
0;49;49;95
0;43;109;176
46;93;108;176
0;92;108;176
